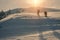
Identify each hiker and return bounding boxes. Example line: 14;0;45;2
37;9;40;17
44;11;47;17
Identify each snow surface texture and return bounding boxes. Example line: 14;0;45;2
0;13;60;40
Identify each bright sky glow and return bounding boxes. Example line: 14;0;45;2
27;0;45;7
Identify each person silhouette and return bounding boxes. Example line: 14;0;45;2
44;11;47;17
37;9;40;17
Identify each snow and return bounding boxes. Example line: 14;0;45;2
0;13;60;40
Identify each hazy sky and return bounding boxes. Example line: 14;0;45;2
0;0;60;10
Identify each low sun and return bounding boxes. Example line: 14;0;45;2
27;0;45;7
33;0;40;7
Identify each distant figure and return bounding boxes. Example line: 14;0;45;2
37;9;40;17
44;11;47;17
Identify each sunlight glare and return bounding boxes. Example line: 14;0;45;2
27;0;45;7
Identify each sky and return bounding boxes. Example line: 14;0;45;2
0;0;60;10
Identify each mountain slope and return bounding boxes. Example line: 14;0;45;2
0;13;60;40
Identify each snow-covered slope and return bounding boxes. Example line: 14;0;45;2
0;13;60;40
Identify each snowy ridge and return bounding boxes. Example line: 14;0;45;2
0;13;60;40
0;13;60;22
